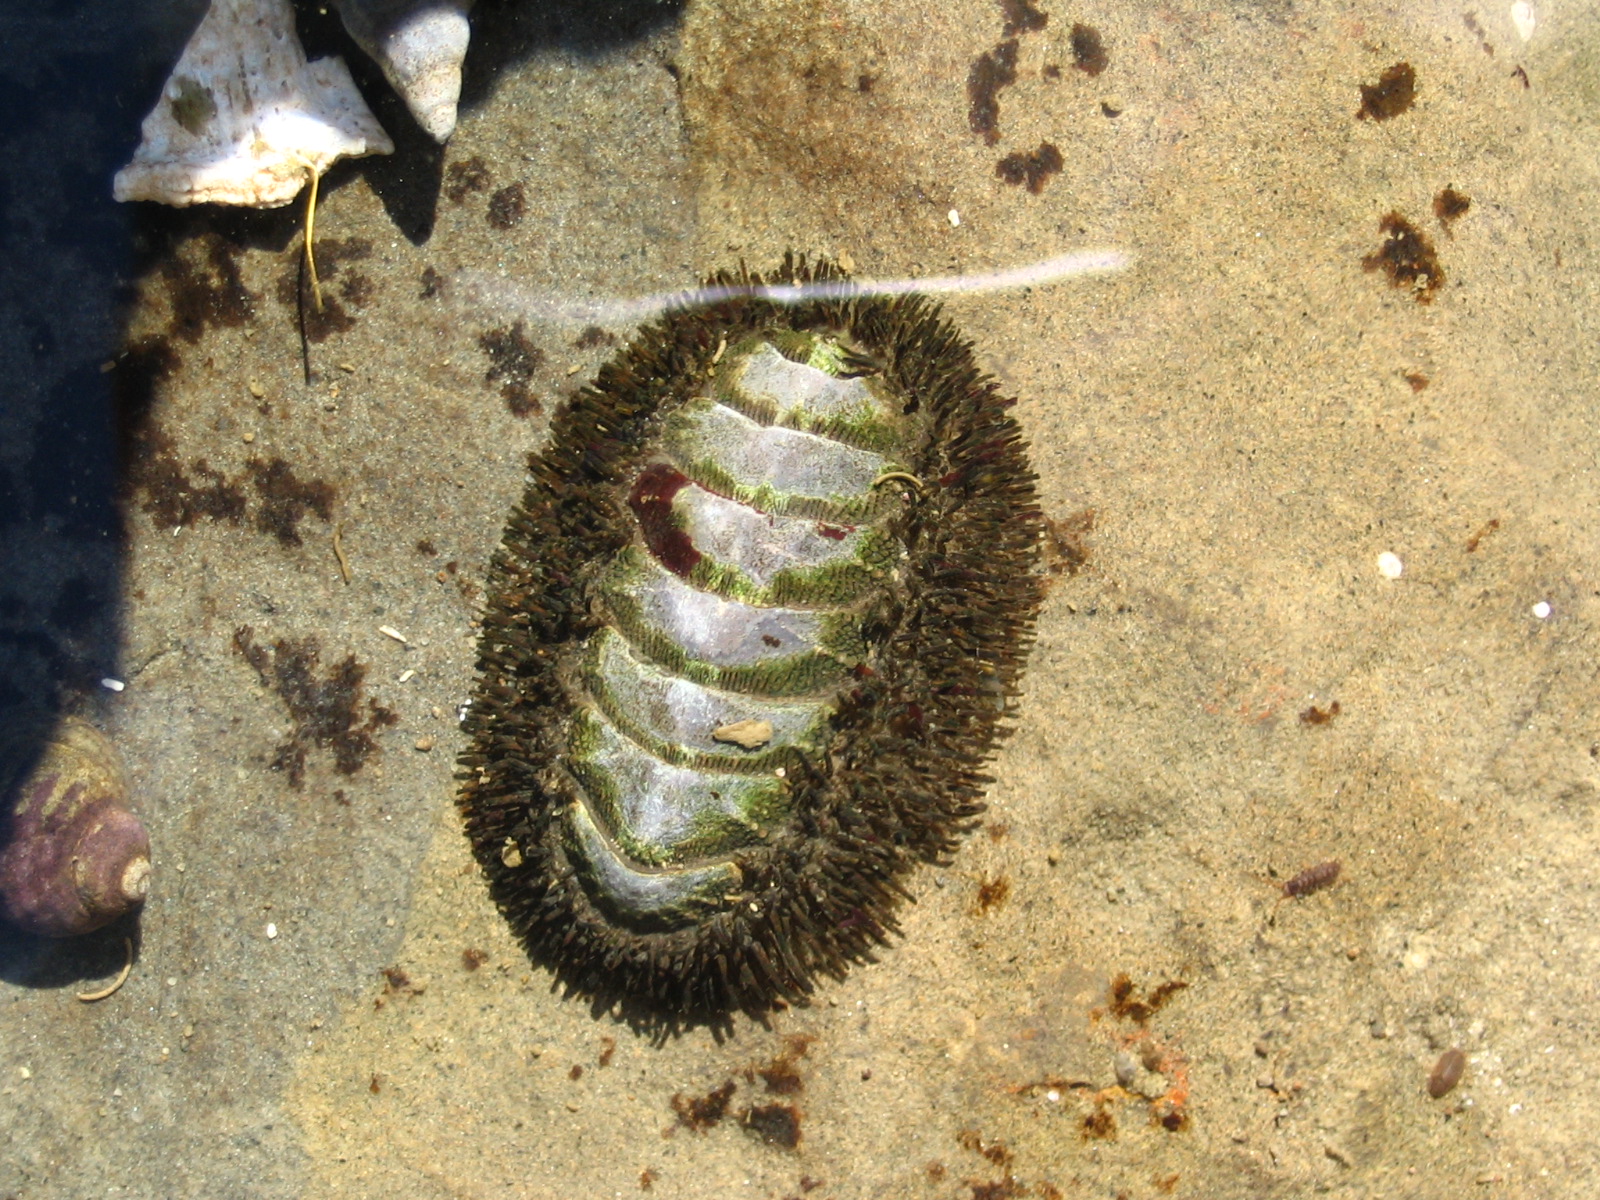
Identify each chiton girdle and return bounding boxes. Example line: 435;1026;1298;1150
458;256;1043;1024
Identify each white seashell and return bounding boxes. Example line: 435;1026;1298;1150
335;0;474;143
113;0;394;208
1510;1;1537;43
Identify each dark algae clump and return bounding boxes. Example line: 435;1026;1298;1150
234;628;398;788
1357;62;1416;121
1363;211;1445;302
995;143;1064;193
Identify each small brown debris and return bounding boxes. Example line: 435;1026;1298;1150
1511;64;1529;89
380;965;423;996
996;142;1064;194
1081;1102;1117;1141
671;1080;737;1132
1000;0;1048;37
487;183;527;230
712;719;773;749
461;947;489;971
967;39;1020;144
245;457;337;547
1404;372;1430;392
1428;1047;1466;1097
972;873;1011;914
573;325;616;349
1362;212;1444;302
233;627;398;788
745;1035;811;1096
479;322;545;418
1357;62;1416;121
1105;974;1188;1024
957;1130;1014;1168
1283;860;1341;898
1044;508;1095;575
444;155;491;204
639;1169;657;1191
1434;186;1471;229
1465;517;1501;552
599;1036;617;1067
1070;24;1109;76
420;266;445;299
569;1064;584;1081
741;1103;802;1149
1298;700;1341;725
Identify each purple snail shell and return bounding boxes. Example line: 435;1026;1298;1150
0;718;151;937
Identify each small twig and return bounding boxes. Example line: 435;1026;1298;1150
302;164;324;313
332;522;352;585
76;937;134;1003
872;470;927;495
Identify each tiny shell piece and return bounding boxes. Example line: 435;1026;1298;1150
0;719;151;937
711;719;775;750
1428;1047;1466;1098
113;0;394;207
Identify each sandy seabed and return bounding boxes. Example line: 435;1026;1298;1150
4;0;1600;1197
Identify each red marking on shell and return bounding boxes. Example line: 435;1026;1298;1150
628;463;701;577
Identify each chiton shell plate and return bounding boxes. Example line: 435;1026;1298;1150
458;258;1043;1021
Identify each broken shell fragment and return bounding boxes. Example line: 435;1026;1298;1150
0;719;151;937
113;0;394;207
335;0;473;143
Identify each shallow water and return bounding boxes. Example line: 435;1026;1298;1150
4;0;1599;1196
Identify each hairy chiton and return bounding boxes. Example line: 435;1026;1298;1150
458;257;1044;1023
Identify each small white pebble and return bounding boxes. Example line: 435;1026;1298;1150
1046;1089;1061;1103
1532;600;1552;619
1377;551;1404;579
18;1067;31;1080
397;669;416;683
266;923;278;939
948;208;961;227
99;677;125;692
379;625;408;644
1510;1;1536;42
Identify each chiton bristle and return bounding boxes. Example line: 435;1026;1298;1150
457;255;1044;1027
